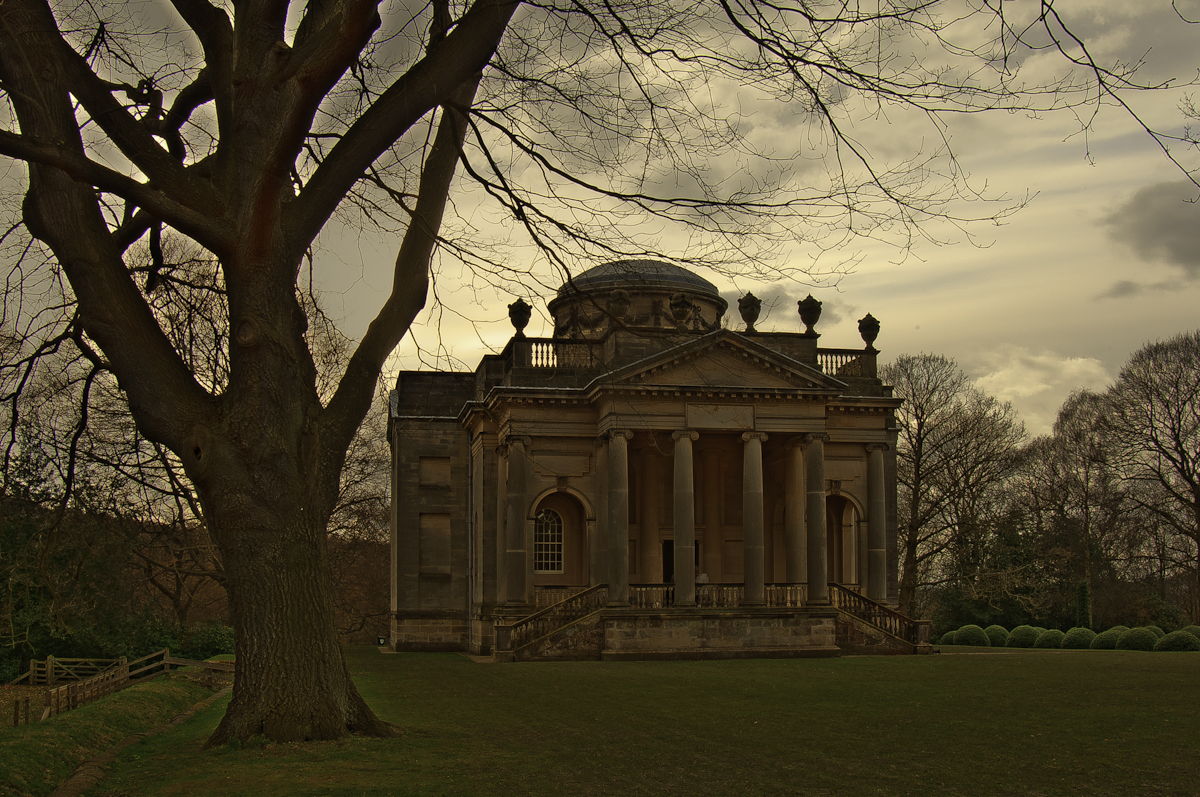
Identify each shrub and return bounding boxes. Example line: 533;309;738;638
1145;625;1166;639
179;621;235;661
1183;626;1200;642
1090;628;1124;649
938;630;957;645
1034;629;1065;649
1032;627;1048;636
1116;627;1158;651
1007;625;1040;648
984;625;1009;648
1154;630;1200;652
955;624;991;647
1061;627;1097;649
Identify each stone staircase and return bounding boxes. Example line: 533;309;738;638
495;582;931;661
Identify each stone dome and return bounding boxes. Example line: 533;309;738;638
548;259;726;339
556;260;721;298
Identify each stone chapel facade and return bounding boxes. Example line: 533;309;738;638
389;260;927;661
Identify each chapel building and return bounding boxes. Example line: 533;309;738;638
388;260;929;660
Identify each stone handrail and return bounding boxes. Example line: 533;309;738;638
828;582;924;644
765;583;807;607
629;584;674;608
817;348;877;378
504;584;609;651
535;586;583;607
510;338;599;369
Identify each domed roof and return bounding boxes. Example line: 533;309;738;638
557;259;720;298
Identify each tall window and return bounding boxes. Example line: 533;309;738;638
534;509;564;574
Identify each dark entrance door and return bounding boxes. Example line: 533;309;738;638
661;540;674;584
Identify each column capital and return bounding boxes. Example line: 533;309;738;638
672;430;699;442
865;442;890;453
803;432;830;445
607;429;634;441
741;431;769;443
502;434;531;448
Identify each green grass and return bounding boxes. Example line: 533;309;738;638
0;677;211;797
75;646;1200;797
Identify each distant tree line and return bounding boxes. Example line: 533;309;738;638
885;331;1200;633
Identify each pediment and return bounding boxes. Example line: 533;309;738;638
604;331;844;392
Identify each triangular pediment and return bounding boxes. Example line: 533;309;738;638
597;331;845;392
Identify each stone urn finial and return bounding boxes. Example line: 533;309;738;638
606;288;631;321
507;298;532;338
798;294;822;335
858;313;880;350
669;292;693;328
738;293;762;333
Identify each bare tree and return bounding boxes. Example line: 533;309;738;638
882;353;1025;617
0;0;1189;743
1106;331;1200;622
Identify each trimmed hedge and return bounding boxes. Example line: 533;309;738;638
1154;630;1200;651
938;630;957;645
1007;625;1040;648
984;625;1009;648
1061;627;1097;649
1116;627;1158;651
1145;625;1166;639
1090;628;1124;649
955;624;991;647
1183;625;1200;641
1034;629;1065;649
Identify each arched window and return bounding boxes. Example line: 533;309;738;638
534;509;564;574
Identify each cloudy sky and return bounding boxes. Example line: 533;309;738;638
324;1;1200;437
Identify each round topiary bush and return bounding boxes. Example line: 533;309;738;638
1032;627;1048;636
956;624;991;647
1007;625;1040;648
1183;625;1200;640
984;625;1009;648
1034;629;1066;649
1145;625;1166;639
1153;630;1200;652
1061;627;1097;649
1116;627;1158;651
1090;628;1124;649
938;630;957;645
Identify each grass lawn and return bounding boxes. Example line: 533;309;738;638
81;646;1197;797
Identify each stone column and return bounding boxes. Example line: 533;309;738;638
804;433;830;605
702;450;722;582
866;443;889;603
672;431;698;607
504;435;531;607
607;430;632;606
742;432;768;606
592;438;609;587
639;447;662;585
784;440;806;584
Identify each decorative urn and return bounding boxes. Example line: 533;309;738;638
798;294;822;334
858;313;881;350
737;293;762;333
507;298;532;338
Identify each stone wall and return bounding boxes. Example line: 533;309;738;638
599;609;840;661
392;613;470;652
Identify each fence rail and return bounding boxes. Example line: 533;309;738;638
9;648;236;726
10;656;123;686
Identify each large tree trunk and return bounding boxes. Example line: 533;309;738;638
206;500;392;745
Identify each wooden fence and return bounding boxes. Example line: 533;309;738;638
10;648;235;726
10;655;123;686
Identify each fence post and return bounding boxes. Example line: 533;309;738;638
47;655;55;685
